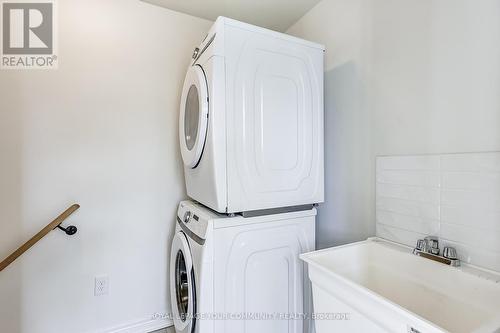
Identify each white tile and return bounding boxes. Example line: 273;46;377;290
377;210;439;235
441;152;500;173
375;152;500;273
441;189;500;213
376;223;424;248
440;223;500;253
377;197;440;220
377;183;440;204
377;155;440;171
377;170;440;187
441;188;500;208
441;205;500;231
442;171;500;191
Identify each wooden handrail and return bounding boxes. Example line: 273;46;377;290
0;204;80;272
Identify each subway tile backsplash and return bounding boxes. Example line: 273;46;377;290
376;152;500;272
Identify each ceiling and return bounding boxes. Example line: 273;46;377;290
142;0;322;32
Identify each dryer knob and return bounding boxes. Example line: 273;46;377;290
183;211;192;224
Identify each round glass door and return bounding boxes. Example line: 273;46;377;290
175;250;189;321
179;65;209;168
170;231;195;333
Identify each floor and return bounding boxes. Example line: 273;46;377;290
152;327;174;333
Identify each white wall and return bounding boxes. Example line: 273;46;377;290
370;0;500;155
287;0;374;248
287;0;500;249
0;1;211;332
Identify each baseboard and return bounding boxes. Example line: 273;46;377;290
103;318;172;333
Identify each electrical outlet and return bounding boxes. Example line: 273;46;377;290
94;275;109;296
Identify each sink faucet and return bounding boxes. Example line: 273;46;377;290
416;236;440;255
413;236;460;267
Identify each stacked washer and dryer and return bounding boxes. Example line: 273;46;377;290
170;17;324;333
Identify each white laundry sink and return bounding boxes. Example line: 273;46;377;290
301;238;500;333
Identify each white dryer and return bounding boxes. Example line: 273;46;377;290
170;200;316;333
179;17;325;214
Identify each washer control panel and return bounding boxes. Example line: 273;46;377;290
177;201;210;240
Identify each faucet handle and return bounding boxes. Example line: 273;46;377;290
443;247;458;260
415;239;426;251
424;236;440;255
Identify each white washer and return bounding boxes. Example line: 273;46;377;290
170;200;316;333
179;17;325;214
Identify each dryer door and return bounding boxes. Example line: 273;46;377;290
179;65;209;168
170;231;196;333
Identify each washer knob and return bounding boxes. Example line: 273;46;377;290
183;211;191;224
192;47;200;59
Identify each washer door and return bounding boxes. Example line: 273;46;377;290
170;231;196;333
179;65;209;169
